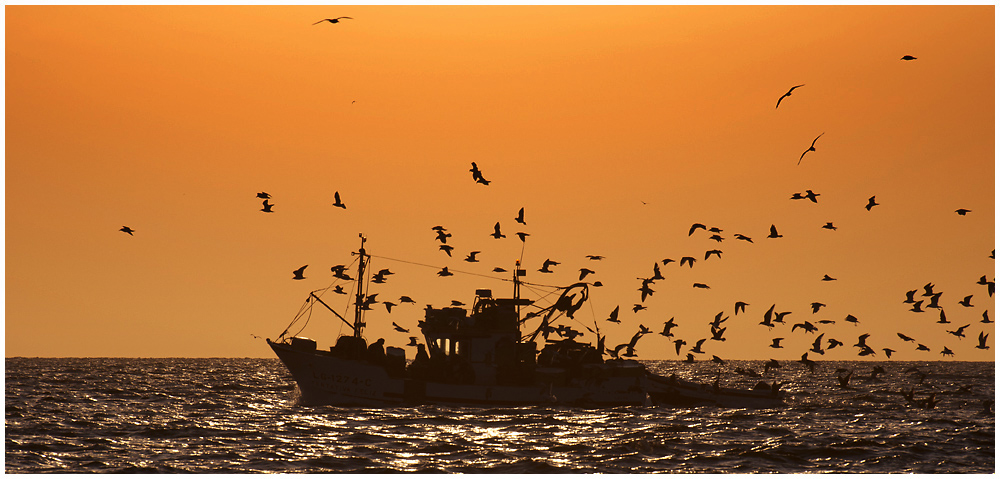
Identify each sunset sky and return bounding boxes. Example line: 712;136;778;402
6;5;995;361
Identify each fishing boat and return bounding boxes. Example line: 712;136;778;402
267;236;785;408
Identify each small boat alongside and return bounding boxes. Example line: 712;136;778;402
268;236;784;408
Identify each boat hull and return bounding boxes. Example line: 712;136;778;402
269;340;783;408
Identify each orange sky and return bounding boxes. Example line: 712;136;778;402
5;5;995;361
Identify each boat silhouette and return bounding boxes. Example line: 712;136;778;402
268;235;785;408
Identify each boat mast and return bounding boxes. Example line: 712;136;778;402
514;260;525;340
352;234;369;339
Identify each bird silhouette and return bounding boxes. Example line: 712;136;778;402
810;334;826;355
982;310;993;323
539;259;559;273
959;295;973;307
256;192;270;199
821;222;837;231
792;321;817;334
734;233;753;243
470;162;490;185
709;311;728;329
977;275;995;297
579;268;596;281
688;223;707;236
660;318;677;337
399;295;415;304
760;304;776;328
767;224;782;238
261;199;274;213
854;333;870;349
976;332;990;350
827;338;844;349
883;348;895;359
382;301;398;314
292;265;307;280
837;370;853;389
940;346;954;357
909;301;924;313
679;256;697;268
515;207;526;225
683;353;696;363
407;337;419;346
693;283;711;289
464;251;481;263
775;84;805;109
922;282;936;296
710;326;727;341
735;301;748;315
515;232;529;242
437;267;453;277
606;306;621;324
903;290;917;303
763;359;782;375
435;229;452;243
915;343;930;352
810;302;826;313
711;355;725;365
926;292;942;309
651;263;664;280
797;133;824;165
798;352;816;372
900;55;917;60
120;226;135;236
897;333;915;342
804;190;821;203
769;337;784;348
821;274;837;281
586;255;605;261
333;285;346;294
313;17;352;25
690;339;707;354
638;280;655;302
946;324;970;338
865;196;879;211
439;244;454;257
773;311;792;323
936;309;949;324
705;249;723;260
332;191;346;209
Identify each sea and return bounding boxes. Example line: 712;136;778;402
5;358;994;473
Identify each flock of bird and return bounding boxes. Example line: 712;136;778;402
115;18;991;393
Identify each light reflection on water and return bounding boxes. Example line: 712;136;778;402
5;358;995;473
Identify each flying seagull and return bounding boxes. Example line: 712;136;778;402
332;191;346;209
900;55;917;60
797;133;825;165
256;192;270;199
313;17;353;25
865;196;879;211
261;199;274;213
767;224;782;238
292;265;307;280
515;207;526;225
490;222;506;239
955;208;971;216
775;84;805;109
120;226;135;236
